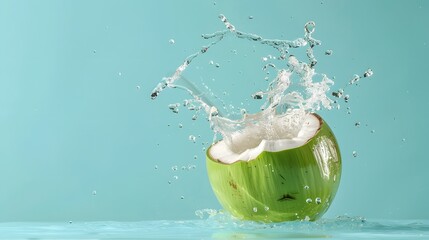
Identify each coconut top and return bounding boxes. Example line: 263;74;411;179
209;113;321;164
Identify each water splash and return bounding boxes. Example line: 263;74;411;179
151;15;368;154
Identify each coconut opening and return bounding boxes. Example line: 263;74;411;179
209;113;321;164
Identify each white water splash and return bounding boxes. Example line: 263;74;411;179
151;15;356;154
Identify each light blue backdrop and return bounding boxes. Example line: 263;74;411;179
0;0;428;221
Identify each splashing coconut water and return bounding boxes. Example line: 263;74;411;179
152;15;371;222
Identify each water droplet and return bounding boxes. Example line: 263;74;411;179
264;206;269;211
173;175;179;180
248;16;254;20
355;122;361;127
349;74;360;85
93;49;96;54
136;85;141;90
344;95;350;103
188;165;196;170
92;190;97;196
189;135;196;143
253;207;258;212
306;198;312;203
315;197;322;204
304;185;310;190
193;155;198;160
178;123;183;128
191;115;198;121
262;57;268;62
304;21;316;34
325;49;333;55
402;138;406;142
169;39;175;44
69;221;73;224
371;129;376;133
181;166;187;170
332;88;344;98
168;181;172;184
352;151;358;157
252;91;263;99
168;103;180;114
180;196;185;199
363;68;373;78
215;63;220;68
172;166;178;171
304;216;311;221
347;110;352;114
154;165;158;170
118;72;122;76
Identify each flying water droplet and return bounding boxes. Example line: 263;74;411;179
173;175;179;180
248;16;254;20
332;88;344;98
188;165;196;170
363;68;373;78
253;207;258;212
92;190;97;196
169;39;175;44
349;74;360;85
264;206;269;211
304;21;316;34
325;49;333;55
315;197;322;204
172;166;178;171
178;123;183;128
352;151;358;157
252;91;264;99
355;122;361;127
168;103;180;114
189;135;196;143
344;95;350;103
306;198;312;203
154;165;158;170
304;185;310;190
180;196;185;199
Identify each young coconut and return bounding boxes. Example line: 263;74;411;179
206;113;341;222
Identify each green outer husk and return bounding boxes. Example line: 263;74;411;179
206;114;341;222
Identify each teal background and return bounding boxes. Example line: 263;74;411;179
0;0;428;222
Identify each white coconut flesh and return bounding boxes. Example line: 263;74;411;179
209;113;321;164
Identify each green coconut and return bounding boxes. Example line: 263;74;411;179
206;113;341;222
